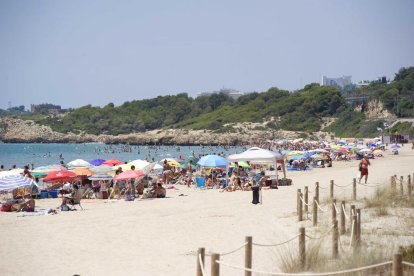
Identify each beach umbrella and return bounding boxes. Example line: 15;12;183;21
103;159;123;166
90;159;106;166
128;159;152;172
180;156;200;170
197;155;227;168
0;170;21;177
71;168;96;176
114;170;145;181
280;150;291;155
391;144;401;149
312;149;329;153
167;160;181;167
335;147;349;153
88;174;113;181
33;164;67;173
43;170;79;183
67;159;91;168
111;163;134;171
89;165;113;174
359;148;372;153
311;154;324;160
31;171;48;178
0;175;35;191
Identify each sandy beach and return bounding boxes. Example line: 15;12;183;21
1;146;414;276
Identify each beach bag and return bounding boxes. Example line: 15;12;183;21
60;204;71;211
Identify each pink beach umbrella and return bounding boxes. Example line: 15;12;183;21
114;170;145;181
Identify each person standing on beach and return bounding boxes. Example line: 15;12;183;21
358;156;371;184
162;160;172;184
186;160;193;187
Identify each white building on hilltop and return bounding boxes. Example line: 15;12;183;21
197;88;246;100
321;75;352;89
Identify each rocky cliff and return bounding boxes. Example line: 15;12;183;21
0;118;308;145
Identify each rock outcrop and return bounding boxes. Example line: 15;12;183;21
0;118;312;145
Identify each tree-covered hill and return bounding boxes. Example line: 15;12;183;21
4;66;414;138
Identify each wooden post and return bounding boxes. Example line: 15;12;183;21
356;209;361;247
196;248;205;276
315;182;319;203
400;176;404;196
330;180;334;199
211;253;220;276
340;201;346;235
312;196;317;227
297;189;301;215
350;205;355;229
299;227;306;269
351;214;357;248
332;198;337;224
298;192;303;222
392;253;403;276
332;220;338;258
304;186;309;213
408;175;412;198
245;236;252;276
391;175;396;192
352;178;356;200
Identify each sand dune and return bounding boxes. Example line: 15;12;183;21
1;146;413;275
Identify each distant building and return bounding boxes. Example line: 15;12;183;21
321;75;352;89
197;88;246;100
30;103;62;114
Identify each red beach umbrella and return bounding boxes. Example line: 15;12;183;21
114;170;145;181
103;159;123;166
43;170;79;183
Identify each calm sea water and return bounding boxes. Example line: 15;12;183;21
0;143;246;169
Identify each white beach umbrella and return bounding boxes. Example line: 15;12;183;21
128;159;152;173
67;159;91;168
0;175;35;191
0;170;21;177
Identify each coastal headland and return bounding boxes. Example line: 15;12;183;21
0;117;318;145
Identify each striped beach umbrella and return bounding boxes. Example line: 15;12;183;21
0;175;34;191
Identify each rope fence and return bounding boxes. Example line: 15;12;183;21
215;259;394;276
305;224;335;240
252;234;300;247
205;242;247;257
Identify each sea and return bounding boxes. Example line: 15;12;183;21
0;143;246;170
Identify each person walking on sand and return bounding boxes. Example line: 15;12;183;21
358;156;371;184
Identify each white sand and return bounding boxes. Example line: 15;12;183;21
1;146;413;276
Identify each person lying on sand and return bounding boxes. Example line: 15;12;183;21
2;198;35;212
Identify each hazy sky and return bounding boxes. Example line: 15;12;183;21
1;0;413;110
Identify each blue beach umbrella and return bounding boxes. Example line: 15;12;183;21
0;175;35;191
90;159;106;166
197;155;227;168
391;144;401;149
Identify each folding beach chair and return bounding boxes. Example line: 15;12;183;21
195;177;206;189
69;189;83;210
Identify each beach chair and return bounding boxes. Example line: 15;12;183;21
195;177;206;189
69;189;83;210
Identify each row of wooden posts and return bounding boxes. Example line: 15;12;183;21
297;174;413;224
196;174;413;276
391;174;413;197
196;236;407;276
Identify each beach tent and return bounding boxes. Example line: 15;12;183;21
227;147;286;179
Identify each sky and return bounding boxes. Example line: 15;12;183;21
0;0;413;110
